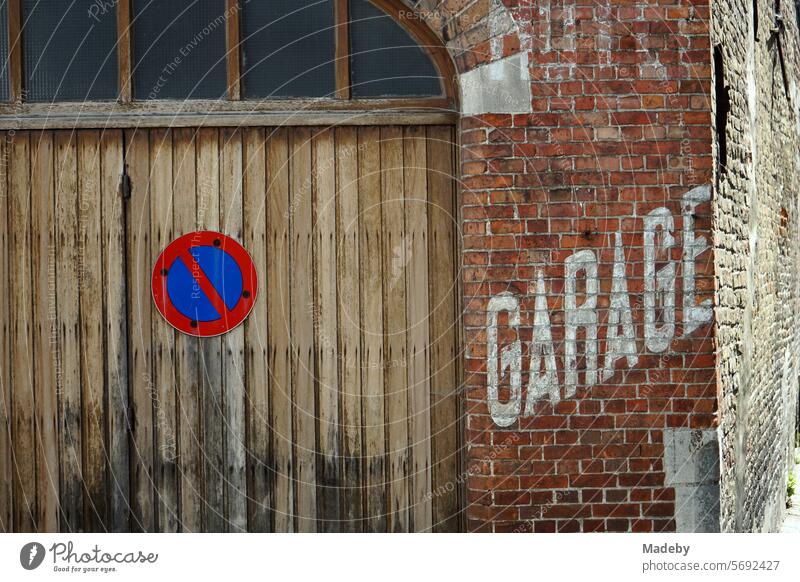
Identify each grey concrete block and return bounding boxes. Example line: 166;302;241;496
459;53;533;115
664;428;721;532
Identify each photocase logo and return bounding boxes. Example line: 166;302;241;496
20;542;46;570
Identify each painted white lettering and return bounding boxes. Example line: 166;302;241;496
681;185;713;335
564;250;598;397
486;293;522;427
525;272;560;411
643;207;676;353
603;232;638;380
482;185;713;427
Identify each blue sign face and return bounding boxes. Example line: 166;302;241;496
166;246;244;322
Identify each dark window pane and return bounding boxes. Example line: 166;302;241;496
349;0;441;98
23;0;118;102
241;0;335;98
133;0;227;100
0;1;9;101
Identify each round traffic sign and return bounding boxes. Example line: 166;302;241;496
152;231;258;337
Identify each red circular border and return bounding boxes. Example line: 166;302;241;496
152;231;258;337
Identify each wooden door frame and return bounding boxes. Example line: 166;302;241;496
0;0;468;532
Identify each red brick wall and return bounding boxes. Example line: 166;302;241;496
459;0;717;532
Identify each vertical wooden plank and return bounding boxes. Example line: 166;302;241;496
265;128;292;532
313;129;340;532
78;131;108;532
358;126;386;532
117;0;132;103
335;126;362;531
290;128;317;532
8;0;22;103
126;128;154;532
380;126;409;532
31;131;59;532
334;0;351;100
101;130;130;532
404;126;432;531
149;128;178;532
55;131;82;532
244;127;271;531
220;127;247;531
0;135;12;532
196;128;225;532
427;126;459;532
9;131;35;532
225;0;241;100
172;128;202;533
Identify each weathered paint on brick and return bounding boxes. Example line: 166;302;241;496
455;0;798;533
455;0;721;533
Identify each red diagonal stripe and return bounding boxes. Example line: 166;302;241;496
178;247;231;321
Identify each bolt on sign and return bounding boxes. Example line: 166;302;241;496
486;185;713;427
152;231;258;337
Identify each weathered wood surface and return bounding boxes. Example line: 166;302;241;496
0;126;461;532
426;126;461;532
381;127;409;532
126;128;154;532
244;127;272;531
0;136;12;532
173;128;202;533
313;129;340;531
335;126;363;531
149;128;178;533
265;127;292;532
220;128;247;531
55;132;82;531
197;128;225;533
358;126;387;532
10;131;35;532
405;126;433;531
101;130;131;532
31;131;59;532
290;128;317;532
78;131;108;531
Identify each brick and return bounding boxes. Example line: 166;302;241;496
455;0;798;537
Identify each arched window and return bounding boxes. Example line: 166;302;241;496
0;0;455;111
348;0;442;98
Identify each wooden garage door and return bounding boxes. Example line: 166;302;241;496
0;126;461;533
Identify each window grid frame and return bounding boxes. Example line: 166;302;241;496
1;0;456;109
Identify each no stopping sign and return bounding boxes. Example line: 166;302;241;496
152;231;258;337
